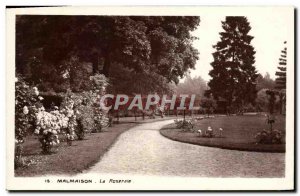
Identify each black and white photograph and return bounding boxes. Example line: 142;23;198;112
5;6;294;191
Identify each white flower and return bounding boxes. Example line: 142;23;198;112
197;129;202;133
23;106;29;114
38;96;44;100
52;130;57;135
33;87;39;96
219;128;223;131
208;126;212;131
34;129;40;135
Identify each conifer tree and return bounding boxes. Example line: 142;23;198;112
208;16;258;113
275;41;287;90
275;41;287;114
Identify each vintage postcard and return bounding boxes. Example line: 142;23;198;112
6;6;294;191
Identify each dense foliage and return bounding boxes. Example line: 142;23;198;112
208;16;258;112
15;76;43;166
15;73;109;165
16;16;200;94
275;41;287;90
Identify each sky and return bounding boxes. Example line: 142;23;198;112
185;7;292;82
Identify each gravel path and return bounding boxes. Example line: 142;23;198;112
84;120;285;177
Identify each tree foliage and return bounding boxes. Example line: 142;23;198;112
208;16;258;110
275;41;287;90
174;74;207;97
256;72;276;91
16;16;200;93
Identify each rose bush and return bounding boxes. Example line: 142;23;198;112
34;107;66;153
174;119;196;132
90;74;110;132
64;91;95;139
59;95;77;144
15;76;42;167
255;129;284;144
15;73;109;160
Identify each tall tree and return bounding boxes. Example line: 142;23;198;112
208;16;258;112
275;41;287;90
275;41;287;114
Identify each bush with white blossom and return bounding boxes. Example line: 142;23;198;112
59;95;77;145
89;74;110;132
174;118;196;132
34;106;67;153
15;73;109;160
15;76;42;167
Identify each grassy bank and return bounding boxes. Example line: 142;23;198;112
160;115;286;153
15;116;176;177
15;123;138;177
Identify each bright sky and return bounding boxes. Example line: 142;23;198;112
185;7;292;82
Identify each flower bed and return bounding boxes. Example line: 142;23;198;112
160;115;285;153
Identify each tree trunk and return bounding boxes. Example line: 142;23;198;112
102;52;110;77
279;93;283;115
92;55;98;74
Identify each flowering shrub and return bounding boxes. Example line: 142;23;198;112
89;74;109;91
71;92;95;139
254;114;284;144
200;126;215;138
34;107;67;153
89;74;110;132
255;129;284;144
15;76;42;167
155;104;165;118
174;119;196;132
60;95;77;144
15;77;40;140
15;73;109;158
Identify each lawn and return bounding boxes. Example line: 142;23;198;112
160;115;286;153
15;116;176;177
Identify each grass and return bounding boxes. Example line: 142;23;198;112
160;115;286;153
15;116;176;177
15;123;137;177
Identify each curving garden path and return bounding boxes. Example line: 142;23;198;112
83;119;285;177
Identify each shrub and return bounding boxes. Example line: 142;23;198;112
72;92;95;139
15;76;42;167
255;129;284;144
59;94;78;144
34;107;67;153
88;74;110;132
93;108;110;132
242;103;256;113
254;114;284;144
174;119;196;132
